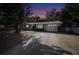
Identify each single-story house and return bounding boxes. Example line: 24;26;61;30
25;21;62;32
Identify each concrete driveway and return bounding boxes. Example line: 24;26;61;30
2;31;79;55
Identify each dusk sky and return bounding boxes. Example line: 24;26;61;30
31;3;65;19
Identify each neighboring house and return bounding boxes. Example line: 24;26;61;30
72;27;79;34
61;24;79;34
72;24;79;34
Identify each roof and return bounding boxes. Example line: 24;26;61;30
26;21;62;25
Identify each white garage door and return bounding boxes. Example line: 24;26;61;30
44;24;58;32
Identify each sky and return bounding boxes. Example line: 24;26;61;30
31;3;65;19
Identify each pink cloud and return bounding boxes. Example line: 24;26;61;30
31;7;62;19
32;7;52;15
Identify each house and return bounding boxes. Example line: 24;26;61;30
25;21;62;32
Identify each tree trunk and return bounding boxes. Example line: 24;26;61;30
15;16;19;33
18;23;22;33
18;17;24;33
15;25;19;33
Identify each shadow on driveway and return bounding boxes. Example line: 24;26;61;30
2;37;73;55
23;38;73;55
0;31;29;54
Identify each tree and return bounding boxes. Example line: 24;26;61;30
46;8;59;21
60;8;73;27
0;3;32;33
60;3;79;27
29;16;40;22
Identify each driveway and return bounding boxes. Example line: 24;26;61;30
2;31;79;55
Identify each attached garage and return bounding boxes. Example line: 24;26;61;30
44;23;62;32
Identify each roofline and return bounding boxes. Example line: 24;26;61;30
26;21;62;25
